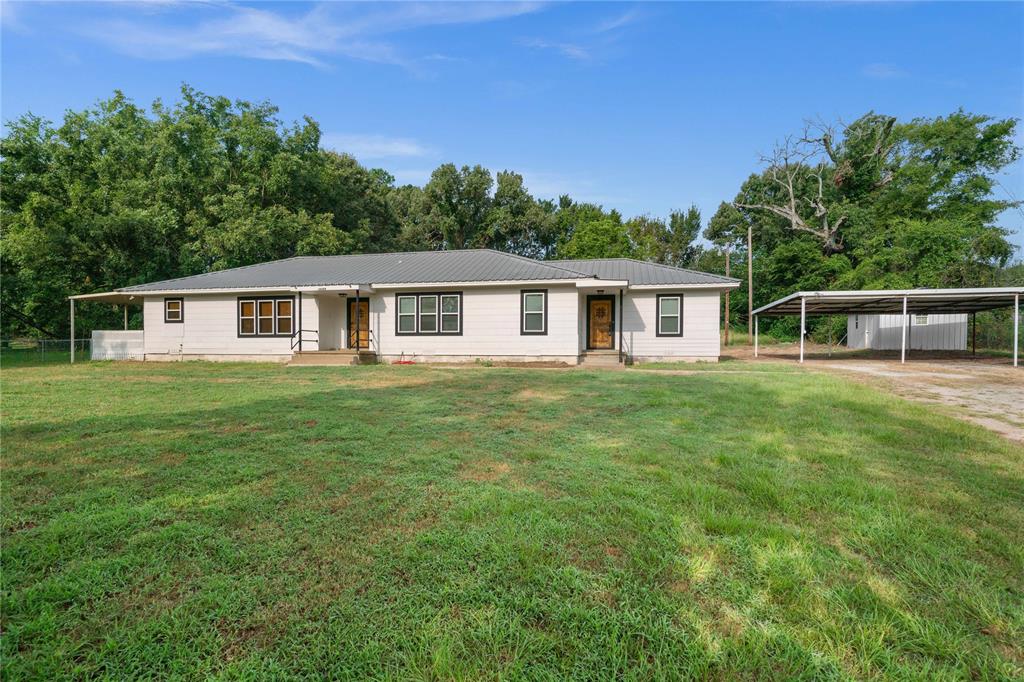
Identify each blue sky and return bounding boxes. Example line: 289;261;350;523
2;1;1022;251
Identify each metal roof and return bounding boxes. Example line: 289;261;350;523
118;250;594;292
549;258;739;286
113;250;737;293
753;288;1024;317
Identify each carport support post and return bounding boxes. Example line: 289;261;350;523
754;315;759;357
901;296;908;364
799;296;805;364
70;298;75;364
972;312;976;356
1014;293;1019;368
123;305;128;331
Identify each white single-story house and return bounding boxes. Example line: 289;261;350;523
847;313;968;351
72;250;739;366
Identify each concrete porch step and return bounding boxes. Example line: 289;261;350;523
578;351;625;370
289;350;377;366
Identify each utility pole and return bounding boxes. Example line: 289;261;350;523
747;224;753;344
723;246;730;346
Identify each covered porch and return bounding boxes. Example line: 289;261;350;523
67;292;144;362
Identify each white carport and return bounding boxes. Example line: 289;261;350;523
751;288;1023;367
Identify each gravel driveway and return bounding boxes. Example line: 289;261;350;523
732;344;1024;443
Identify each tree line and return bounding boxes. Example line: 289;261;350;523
1;86;1020;338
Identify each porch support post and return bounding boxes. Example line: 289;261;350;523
70;298;75;364
1014;293;1019;368
754;314;759;358
901;296;908;364
355;288;361;352
799;296;805;364
298;291;303;352
124;305;128;330
618;288;624;364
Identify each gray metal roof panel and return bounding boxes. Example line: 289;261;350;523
119;250;594;292
549;258;739;286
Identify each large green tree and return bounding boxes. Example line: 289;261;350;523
1;87;402;336
707;110;1020;335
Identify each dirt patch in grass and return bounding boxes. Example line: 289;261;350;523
459;458;511;482
216;422;267;434
514;388;569;402
327;476;380;513
329;373;437;389
122;375;174;383
156;451;187;466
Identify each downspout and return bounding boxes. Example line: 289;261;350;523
618;288;624;364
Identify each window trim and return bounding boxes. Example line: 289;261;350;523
418;294;439;334
394;292;463;336
440;293;461;334
520;289;548;336
275;299;294;336
237;296;296;338
164;297;184;324
656;294;683;337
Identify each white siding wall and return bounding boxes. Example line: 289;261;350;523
315;294;344;350
623;290;722;361
143;294;306;361
373;285;579;362
847;313;967;351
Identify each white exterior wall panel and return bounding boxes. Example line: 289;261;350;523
847;313;967;351
373;285;580;362
143;294;302;361
623;290;722;361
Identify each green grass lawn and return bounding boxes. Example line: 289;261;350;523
3;362;1022;680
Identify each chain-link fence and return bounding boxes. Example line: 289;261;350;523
1;339;92;366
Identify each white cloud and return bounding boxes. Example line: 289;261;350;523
590;8;641;35
321;133;434;160
1;1;29;34
77;2;544;68
862;62;908;79
522;5;644;63
522;38;590;61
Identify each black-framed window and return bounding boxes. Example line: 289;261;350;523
656;294;683;337
395;292;462;335
521;290;547;335
164;297;183;323
238;296;295;337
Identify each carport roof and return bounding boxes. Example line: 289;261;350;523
753;288;1024;317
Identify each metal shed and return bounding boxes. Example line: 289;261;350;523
751;288;1023;366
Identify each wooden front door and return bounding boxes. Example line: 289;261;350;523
587;296;615;350
347;299;369;349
